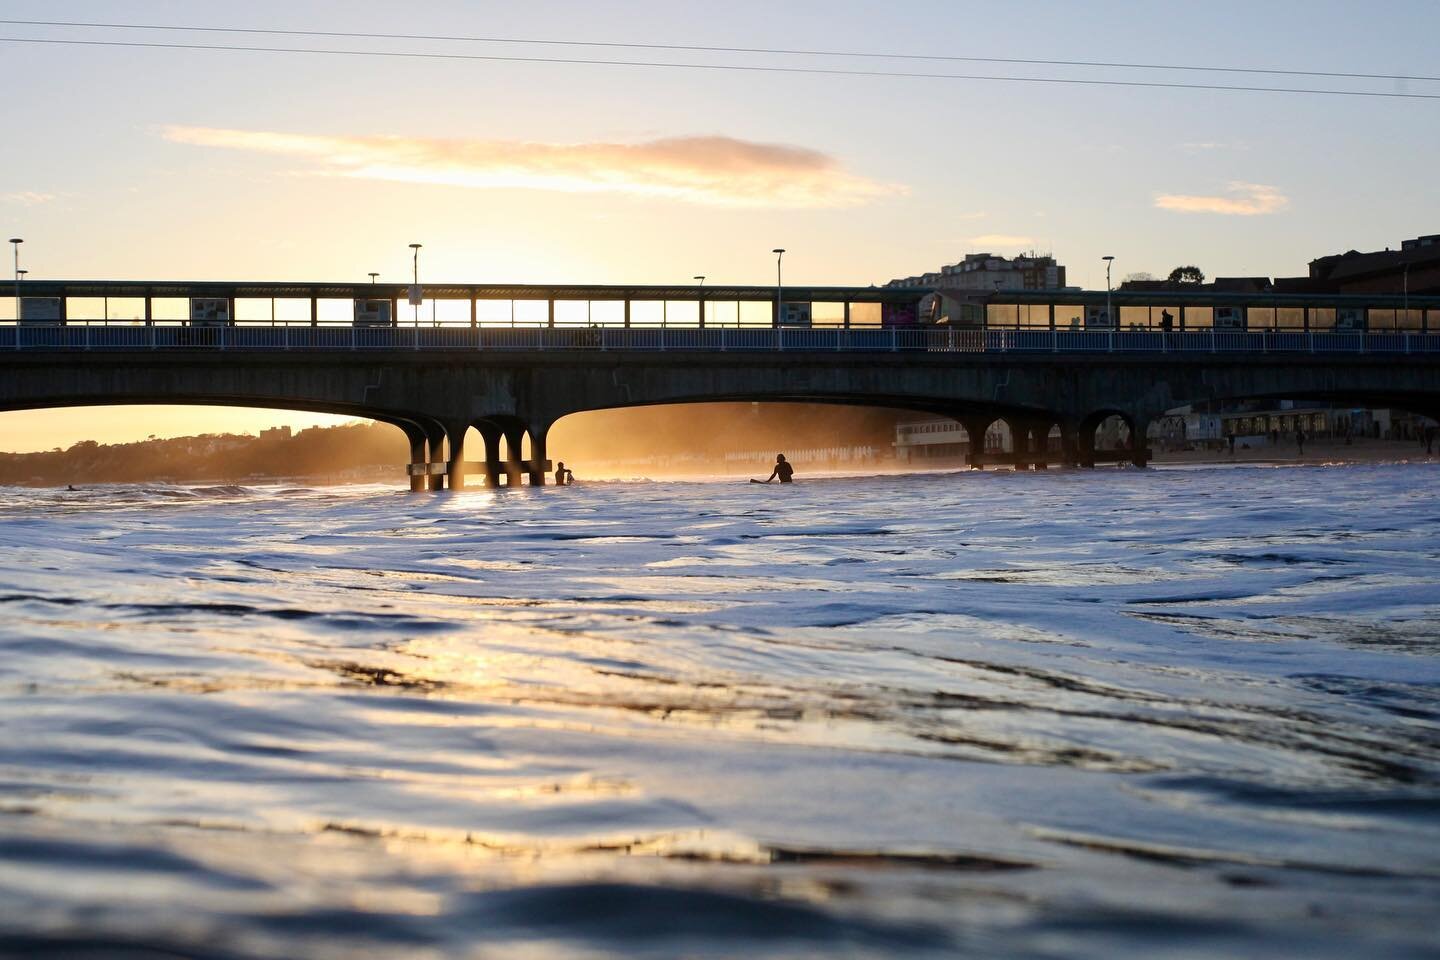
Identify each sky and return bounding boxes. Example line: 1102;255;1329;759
1;0;1438;452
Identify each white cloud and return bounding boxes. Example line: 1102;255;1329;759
1154;182;1288;216
161;126;905;209
1;191;55;206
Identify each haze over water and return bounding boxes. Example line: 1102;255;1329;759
1;464;1437;958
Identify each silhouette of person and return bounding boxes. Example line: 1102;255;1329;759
554;461;574;485
1160;310;1174;333
763;454;794;483
1295;426;1306;456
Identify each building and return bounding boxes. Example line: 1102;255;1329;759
888;252;1068;292
1117;233;1440;299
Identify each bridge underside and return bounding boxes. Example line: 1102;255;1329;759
3;350;1438;488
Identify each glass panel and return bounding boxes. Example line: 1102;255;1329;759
268;298;310;325
67;297;104;321
1428;309;1440;333
1276;307;1304;329
1119;306;1149;330
664;300;701;326
986;303;1021;327
1182;306;1212;329
475;299;512;326
1368;308;1397;330
553;300;590;326
629;301;664;327
1397;308;1424;330
811;302;845;327
1020;304;1050;328
1309;307;1336;331
739;301;774;327
102;297;147;322
848;302;882;327
512;299;549;325
589;301;624;326
318;299;352;324
1053;304;1085;330
1153;305;1180;331
1247;307;1276;330
234;298;271;324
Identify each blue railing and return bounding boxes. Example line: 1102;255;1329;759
2;324;1439;354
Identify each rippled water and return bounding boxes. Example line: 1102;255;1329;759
1;465;1438;958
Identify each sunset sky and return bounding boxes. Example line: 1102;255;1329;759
2;0;1438;452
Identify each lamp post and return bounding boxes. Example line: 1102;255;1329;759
8;238;21;321
368;272;379;284
408;243;422;326
694;275;706;327
1102;255;1115;327
772;248;785;326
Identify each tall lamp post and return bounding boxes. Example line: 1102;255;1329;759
772;248;785;326
1102;255;1115;327
8;238;21;321
408;243;422;326
694;275;706;327
368;272;379;284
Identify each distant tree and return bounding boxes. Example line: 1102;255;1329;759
1168;265;1206;284
1122;272;1156;284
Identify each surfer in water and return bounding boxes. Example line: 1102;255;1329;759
753;453;794;484
554;462;574;486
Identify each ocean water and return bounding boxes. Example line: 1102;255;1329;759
0;464;1437;959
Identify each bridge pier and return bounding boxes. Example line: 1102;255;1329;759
502;422;526;487
402;424;428;492
474;421;503;487
445;421;469;491
425;422;448;490
960;417;993;469
527;424;548;486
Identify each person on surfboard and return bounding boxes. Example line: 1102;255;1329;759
753;453;794;484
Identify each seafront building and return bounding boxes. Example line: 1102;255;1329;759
887;252;1068;292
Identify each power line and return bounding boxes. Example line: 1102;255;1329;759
3;17;1437;85
2;36;1438;100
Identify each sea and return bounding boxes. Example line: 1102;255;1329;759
0;463;1437;959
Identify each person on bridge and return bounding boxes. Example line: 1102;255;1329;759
758;454;794;484
554;462;574;485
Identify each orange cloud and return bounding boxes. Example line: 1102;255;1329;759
1154;182;1288;216
161;126;903;208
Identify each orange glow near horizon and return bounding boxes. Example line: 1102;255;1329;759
0;406;361;454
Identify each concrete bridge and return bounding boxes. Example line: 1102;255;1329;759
4;327;1439;489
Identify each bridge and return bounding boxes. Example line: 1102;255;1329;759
4;280;1439;489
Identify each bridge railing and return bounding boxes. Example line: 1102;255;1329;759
5;325;1440;354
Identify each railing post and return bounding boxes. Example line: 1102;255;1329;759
1209;329;1216;354
1404;333;1410;355
1107;329;1114;353
890;328;897;352
350;326;356;351
219;324;226;350
150;323;156;350
1308;331;1314;353
414;324;419;351
84;324;91;351
1051;328;1057;353
720;327;726;352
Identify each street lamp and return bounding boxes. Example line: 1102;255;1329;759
8;238;21;321
408;243;422;326
773;248;785;326
694;275;706;327
14;270;25;323
368;272;379;284
1102;255;1115;328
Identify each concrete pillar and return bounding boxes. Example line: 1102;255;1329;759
475;422;503;487
960;417;992;469
404;426;428;492
528;425;548;486
1129;414;1152;468
1058;420;1082;468
1077;416;1098;468
425;424;448;491
446;423;468;491
502;423;525;487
